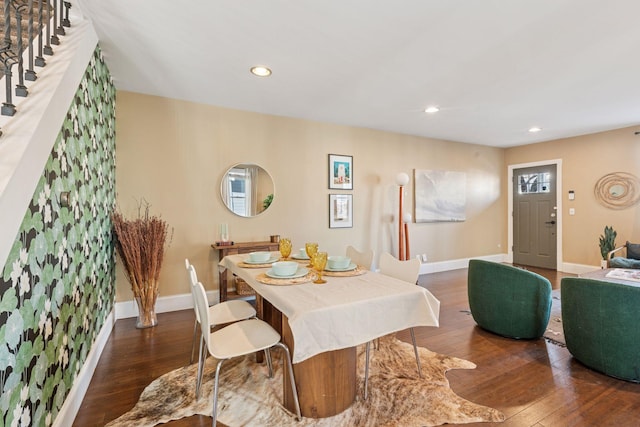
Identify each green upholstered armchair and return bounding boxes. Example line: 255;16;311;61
467;260;552;339
561;277;640;382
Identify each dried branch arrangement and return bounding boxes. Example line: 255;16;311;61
112;203;171;327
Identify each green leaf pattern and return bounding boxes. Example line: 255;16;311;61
0;47;115;427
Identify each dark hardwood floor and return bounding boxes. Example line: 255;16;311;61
74;267;640;426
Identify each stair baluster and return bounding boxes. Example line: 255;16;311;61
14;0;29;95
25;0;36;81
0;0;72;135
1;0;17;116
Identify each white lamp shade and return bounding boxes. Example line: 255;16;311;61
396;172;410;186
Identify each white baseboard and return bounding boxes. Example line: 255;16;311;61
115;290;221;320
560;262;601;275
54;309;115;427
418;253;507;275
416;253;598;277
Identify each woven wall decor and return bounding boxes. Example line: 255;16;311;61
594;172;640;209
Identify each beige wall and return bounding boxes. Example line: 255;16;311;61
505;126;640;266
115;91;506;301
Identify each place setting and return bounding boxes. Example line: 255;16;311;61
237;250;279;268
322;255;366;277
237;237;296;268
253;239;366;285
291;247;311;261
256;260;314;286
293;242;365;276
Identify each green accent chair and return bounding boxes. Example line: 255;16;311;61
561;277;640;382
468;260;552;339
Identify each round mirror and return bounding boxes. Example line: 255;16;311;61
609;184;626;198
594;172;640;210
220;163;274;217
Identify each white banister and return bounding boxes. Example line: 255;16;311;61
0;9;97;271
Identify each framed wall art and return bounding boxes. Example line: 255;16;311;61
414;169;466;222
329;194;353;228
328;154;353;190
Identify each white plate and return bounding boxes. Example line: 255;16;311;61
266;267;309;279
292;254;310;260
244;256;279;265
325;262;357;272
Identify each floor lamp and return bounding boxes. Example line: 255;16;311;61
396;172;410;261
403;213;411;261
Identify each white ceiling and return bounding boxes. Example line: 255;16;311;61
75;0;640;147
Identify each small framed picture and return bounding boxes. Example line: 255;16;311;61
329;194;353;228
328;154;353;190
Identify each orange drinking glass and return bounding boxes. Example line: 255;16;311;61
305;242;318;267
279;238;292;260
312;251;328;284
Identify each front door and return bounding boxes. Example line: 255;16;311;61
513;164;557;269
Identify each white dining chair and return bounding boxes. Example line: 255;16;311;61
185;259;256;366
192;281;302;426
364;252;422;400
346;245;374;270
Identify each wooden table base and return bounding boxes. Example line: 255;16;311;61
282;314;357;418
256;296;357;418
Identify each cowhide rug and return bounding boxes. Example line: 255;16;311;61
107;336;504;427
543;289;565;347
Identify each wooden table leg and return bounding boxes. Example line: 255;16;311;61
256;296;282;363
261;298;282;335
255;295;264;363
281;314;357;418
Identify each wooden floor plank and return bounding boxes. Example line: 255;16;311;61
74;266;640;426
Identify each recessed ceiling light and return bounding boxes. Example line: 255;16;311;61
424;106;440;114
250;66;272;77
528;126;542;133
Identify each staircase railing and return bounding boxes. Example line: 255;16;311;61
0;0;71;137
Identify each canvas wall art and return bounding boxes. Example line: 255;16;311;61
414;169;466;222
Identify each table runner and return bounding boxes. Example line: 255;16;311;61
219;252;440;363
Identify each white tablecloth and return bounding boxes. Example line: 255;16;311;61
219;253;440;363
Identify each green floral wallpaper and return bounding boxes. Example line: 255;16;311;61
0;47;116;426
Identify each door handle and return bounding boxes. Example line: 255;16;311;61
545;220;556;225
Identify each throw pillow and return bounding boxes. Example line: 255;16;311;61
625;241;640;260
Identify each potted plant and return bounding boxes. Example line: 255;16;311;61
112;203;171;328
598;225;617;269
263;193;273;211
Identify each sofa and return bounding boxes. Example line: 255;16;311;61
467;260;552;339
608;241;640;269
561;277;640;382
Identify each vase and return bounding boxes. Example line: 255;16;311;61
135;296;158;328
600;259;609;270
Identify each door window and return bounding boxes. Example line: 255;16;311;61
518;172;551;194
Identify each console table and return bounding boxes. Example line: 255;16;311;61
212;241;279;301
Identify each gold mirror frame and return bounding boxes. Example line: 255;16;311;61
220;163;274;217
594;172;640;210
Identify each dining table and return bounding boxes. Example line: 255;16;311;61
218;252;440;418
